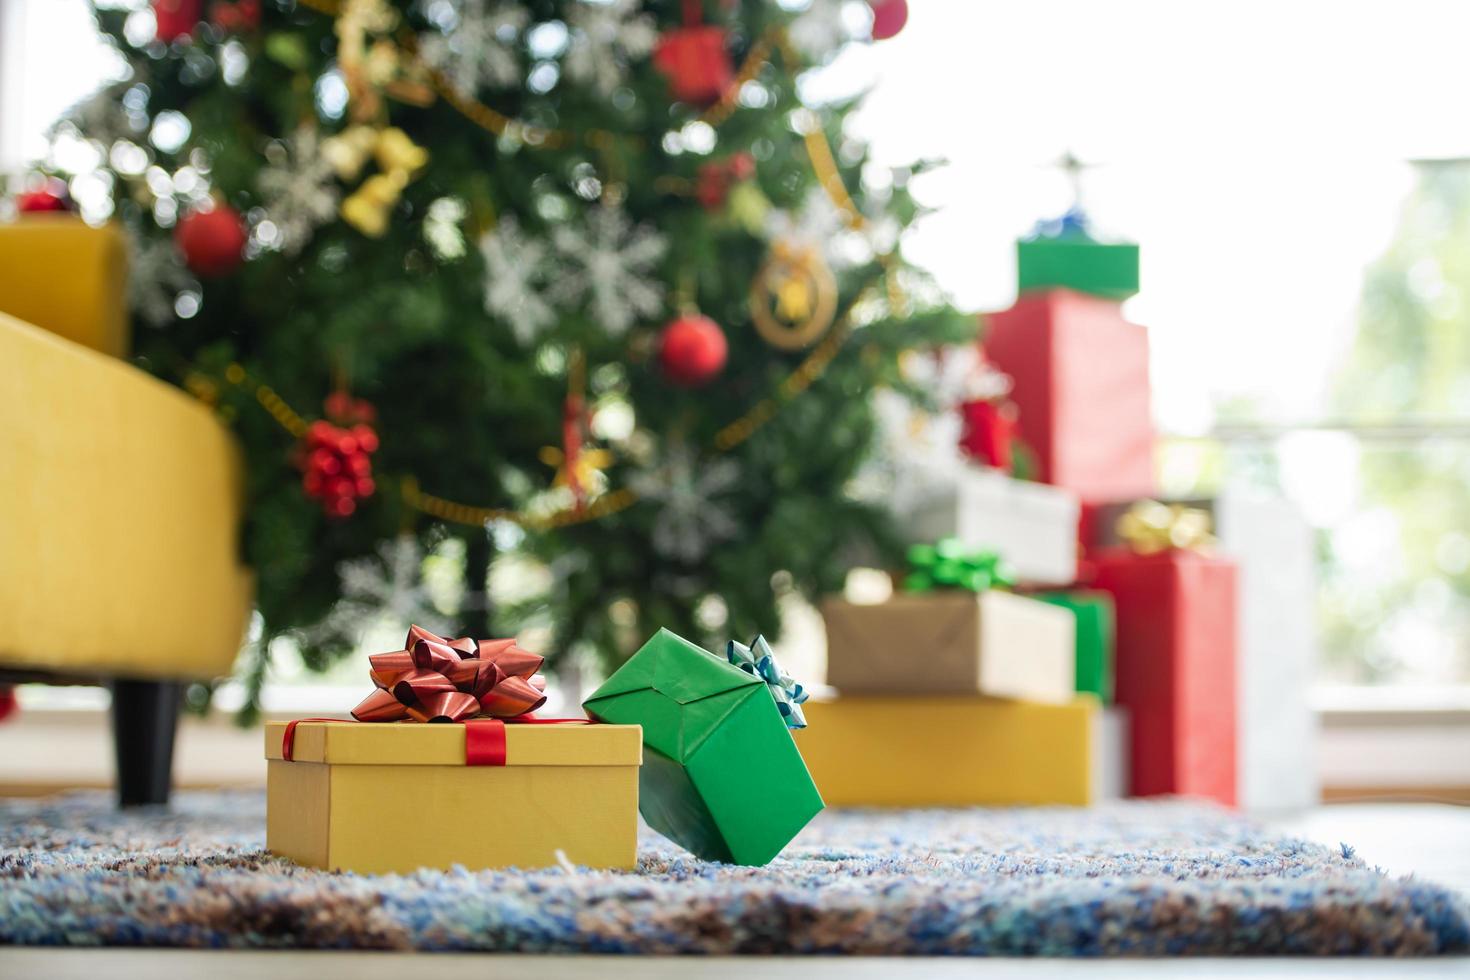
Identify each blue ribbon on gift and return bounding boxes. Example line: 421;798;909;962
1029;206;1093;241
726;635;808;730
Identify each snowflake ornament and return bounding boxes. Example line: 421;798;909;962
479;215;556;343
257;126;340;255
563;0;658;97
629;444;741;562
787;0;854;62
551;203;666;335
418;0;529;96
320;534;456;644
55;83;144;149
126;229;195;326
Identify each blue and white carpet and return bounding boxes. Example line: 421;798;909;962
1;791;1465;955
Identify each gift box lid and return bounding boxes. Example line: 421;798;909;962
263;719;643;766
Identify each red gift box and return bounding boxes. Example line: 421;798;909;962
982;289;1155;501
1090;548;1237;806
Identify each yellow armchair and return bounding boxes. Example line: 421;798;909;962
0;216;253;805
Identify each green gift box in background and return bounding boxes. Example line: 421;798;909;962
1037;590;1116;702
1016;235;1140;300
583;628;824;866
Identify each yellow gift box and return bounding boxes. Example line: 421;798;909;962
265;720;642;873
794;696;1104;807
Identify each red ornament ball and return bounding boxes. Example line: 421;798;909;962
175;204;247;277
153;0;203;42
16;189;70;214
869;0;908;40
658;314;728;387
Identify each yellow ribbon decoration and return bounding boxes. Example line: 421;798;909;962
1115;500;1217;555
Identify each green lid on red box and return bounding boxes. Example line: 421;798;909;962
1018;208;1139;300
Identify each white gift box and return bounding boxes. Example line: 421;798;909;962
1209;489;1321;812
898;466;1080;586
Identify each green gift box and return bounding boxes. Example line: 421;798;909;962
583;628;824;865
1017;236;1140;300
1037;590;1116;702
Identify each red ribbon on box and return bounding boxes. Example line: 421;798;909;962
280;715;587;766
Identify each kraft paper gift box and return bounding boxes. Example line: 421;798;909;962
265;719;643;874
982;290;1156;502
583;628;824;866
1090;547;1239;806
1034;589;1115;702
795;696;1123;806
1082;491;1319;810
822;591;1076;704
898;467;1080;586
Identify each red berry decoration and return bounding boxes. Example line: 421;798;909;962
694;152;757;211
869;0;909;40
210;0;260;32
0;685;17;724
175;203;247;278
324;389;377;425
300;419;379;518
153;0;203;42
658;314;728;387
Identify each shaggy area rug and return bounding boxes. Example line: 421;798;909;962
0;791;1465;956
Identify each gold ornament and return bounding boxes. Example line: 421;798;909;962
748;240;837;351
1115;500;1217;556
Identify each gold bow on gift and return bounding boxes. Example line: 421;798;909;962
1115;500;1216;555
324;125;429;237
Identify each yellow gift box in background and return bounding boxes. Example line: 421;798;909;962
265;721;642;874
794;696;1115;807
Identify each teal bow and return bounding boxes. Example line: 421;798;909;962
903;538;1016;593
726;635;808;729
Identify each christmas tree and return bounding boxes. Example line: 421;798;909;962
46;0;965;711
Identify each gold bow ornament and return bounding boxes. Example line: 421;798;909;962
324;125;430;237
1114;500;1217;556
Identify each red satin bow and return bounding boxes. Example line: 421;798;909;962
350;625;547;724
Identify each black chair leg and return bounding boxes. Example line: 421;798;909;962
111;679;181;807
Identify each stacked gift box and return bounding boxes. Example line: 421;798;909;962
804;521;1127;806
910;215;1315;809
984;219;1243;807
815;216;1315;809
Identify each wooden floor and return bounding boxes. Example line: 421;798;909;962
3;803;1466;978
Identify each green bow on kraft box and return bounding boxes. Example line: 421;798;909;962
583;628;824;865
